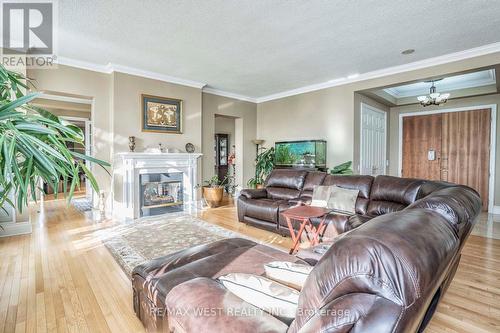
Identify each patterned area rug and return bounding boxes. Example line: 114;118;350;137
95;212;245;276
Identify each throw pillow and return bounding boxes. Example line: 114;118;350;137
264;261;313;290
310;185;332;207
327;186;359;214
218;273;299;319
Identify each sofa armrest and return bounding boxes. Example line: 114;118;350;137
240;188;268;199
166;277;288;333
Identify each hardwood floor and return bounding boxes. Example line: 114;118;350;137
0;198;499;332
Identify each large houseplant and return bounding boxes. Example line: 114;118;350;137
247;147;274;188
202;175;228;208
0;64;110;212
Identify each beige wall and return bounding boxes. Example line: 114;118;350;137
389;94;500;206
202;93;257;187
112;72;202;154
257;52;500;173
257;85;355;169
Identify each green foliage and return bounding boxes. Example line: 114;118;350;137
0;64;110;212
274;144;296;165
204;175;228;188
330;161;353;175
247;147;275;188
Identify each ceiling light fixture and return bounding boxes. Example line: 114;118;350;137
417;80;450;106
401;49;415;55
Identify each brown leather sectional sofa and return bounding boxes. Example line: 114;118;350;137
132;170;481;333
238;169;453;239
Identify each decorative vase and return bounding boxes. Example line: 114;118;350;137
202;186;224;208
128;136;136;152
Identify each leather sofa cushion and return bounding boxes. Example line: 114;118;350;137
240;188;267;199
367;200;407;216
309;212;353;238
265;169;308;190
369;175;425;205
244;198;283;222
367;175;426;217
408;185;481;241
303;171;328;191
267;187;301;200
166;277;288;333
322;175;374;215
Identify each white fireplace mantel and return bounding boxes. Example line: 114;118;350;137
112;152;202;219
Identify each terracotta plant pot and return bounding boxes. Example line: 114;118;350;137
203;186;224;208
256;184;265;189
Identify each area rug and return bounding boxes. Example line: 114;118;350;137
94;212;246;276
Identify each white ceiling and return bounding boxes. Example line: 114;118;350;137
383;69;497;98
57;0;500;100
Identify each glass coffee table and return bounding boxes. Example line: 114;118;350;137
280;205;330;254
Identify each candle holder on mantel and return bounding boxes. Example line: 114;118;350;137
128;136;136;152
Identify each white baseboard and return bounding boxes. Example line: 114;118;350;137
0;221;32;237
491;205;500;215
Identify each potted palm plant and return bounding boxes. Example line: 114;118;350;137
0;64;110;213
202;175;228;208
247;147;275;188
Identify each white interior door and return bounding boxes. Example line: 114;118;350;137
360;103;387;176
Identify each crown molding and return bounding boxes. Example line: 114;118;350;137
56;56;110;73
56;57;206;89
202;87;257;103
109;64;206;89
256;42;500;103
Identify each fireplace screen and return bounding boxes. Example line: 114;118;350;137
140;172;183;217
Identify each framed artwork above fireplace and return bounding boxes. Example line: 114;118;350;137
142;94;183;133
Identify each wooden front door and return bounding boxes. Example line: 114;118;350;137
441;109;491;210
402;114;442;180
402;108;491;211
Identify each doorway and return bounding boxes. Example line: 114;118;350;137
360;103;387;176
399;106;496;211
31;94;93;203
214;114;239;195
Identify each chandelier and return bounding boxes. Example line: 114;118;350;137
417;80;450;107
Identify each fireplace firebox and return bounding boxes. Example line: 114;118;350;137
140;172;183;217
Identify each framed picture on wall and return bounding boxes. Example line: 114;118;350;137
141;94;183;133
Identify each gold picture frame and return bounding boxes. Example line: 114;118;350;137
141;94;183;134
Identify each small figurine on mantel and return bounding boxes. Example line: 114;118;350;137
128;136;136;152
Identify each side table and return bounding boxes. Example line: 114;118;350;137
280;205;330;254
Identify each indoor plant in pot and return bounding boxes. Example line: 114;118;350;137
247;147;275;189
202;175;228;208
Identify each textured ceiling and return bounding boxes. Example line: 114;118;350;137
57;0;500;98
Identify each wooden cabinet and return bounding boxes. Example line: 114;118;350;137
214;134;229;181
